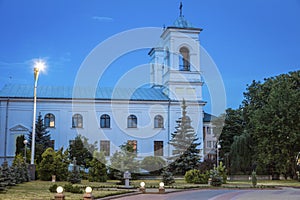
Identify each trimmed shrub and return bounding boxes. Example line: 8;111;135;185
185;169;209;184
49;184;58;193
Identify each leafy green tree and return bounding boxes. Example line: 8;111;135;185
27;114;52;164
243;71;300;179
141;156;166;175
218;108;245;168
109;142;139;182
169;99;200;175
68;135;93;168
88;151;107;182
229;131;253;174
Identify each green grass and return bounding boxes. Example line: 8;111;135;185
1;179;299;200
0;180;133;200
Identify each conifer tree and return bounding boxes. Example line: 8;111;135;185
88;151;107;182
15;135;26;156
0;165;7;191
161;166;175;185
68;157;81;184
13;154;30;183
1;161;15;186
169;99;201;175
68;135;93;168
28;113;52;164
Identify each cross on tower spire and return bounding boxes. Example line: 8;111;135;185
179;2;183;17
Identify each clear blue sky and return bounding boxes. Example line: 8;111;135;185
0;0;299;110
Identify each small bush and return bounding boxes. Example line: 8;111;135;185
49;184;58;193
185;169;209;184
211;176;222;187
209;166;223;187
63;183;83;194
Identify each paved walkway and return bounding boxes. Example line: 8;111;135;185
102;187;300;200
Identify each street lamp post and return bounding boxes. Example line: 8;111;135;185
29;60;45;179
216;143;221;167
23;139;28;163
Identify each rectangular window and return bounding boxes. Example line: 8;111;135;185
127;140;137;153
100;140;110;156
154;141;163;156
207;141;212;148
213;141;216;148
207;127;211;134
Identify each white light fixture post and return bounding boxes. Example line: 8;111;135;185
29;59;45;179
216;143;221;167
23;139;28;163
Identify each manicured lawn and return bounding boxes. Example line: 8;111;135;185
226;179;300;188
1;179;299;200
0;180;133;200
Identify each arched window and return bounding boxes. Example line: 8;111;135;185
127;115;137;128
72;114;83;128
100;114;110;128
165;48;170;67
185;116;191;126
154;115;164;128
179;47;190;71
44;113;55;128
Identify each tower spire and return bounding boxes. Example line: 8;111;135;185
179;2;183;17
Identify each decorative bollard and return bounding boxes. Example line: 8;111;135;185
123;171;132;188
139;182;146;193
158;182;165;193
52;175;56;182
54;186;65;200
83;187;94;200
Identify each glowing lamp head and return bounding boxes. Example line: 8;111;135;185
34;59;46;73
159;182;164;188
23;140;28;145
140;182;145;188
56;186;63;194
85;186;92;193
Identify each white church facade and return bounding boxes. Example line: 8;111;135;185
0;11;217;164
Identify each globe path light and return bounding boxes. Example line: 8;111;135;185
84;186;94;200
55;186;65;200
139;182;146;193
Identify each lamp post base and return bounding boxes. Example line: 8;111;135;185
28;164;36;180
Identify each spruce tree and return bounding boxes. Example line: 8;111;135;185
1;161;15;186
28;113;52;164
13;154;30;183
169;99;201;175
0;165;7;191
161;166;175;185
88;151;107;182
15;135;26;156
68;135;93;168
68;157;81;184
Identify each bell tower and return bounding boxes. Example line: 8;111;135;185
149;3;203;101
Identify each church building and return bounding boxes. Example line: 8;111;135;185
0;7;217;164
